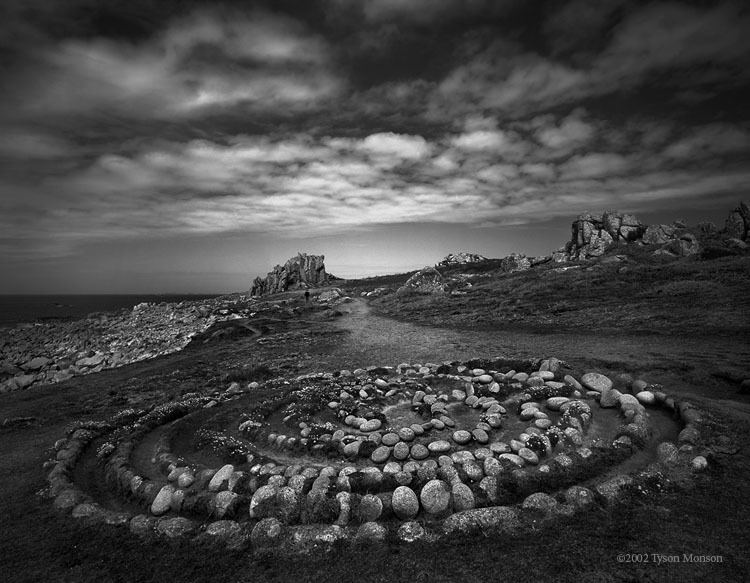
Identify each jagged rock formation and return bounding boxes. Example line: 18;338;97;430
565;211;645;260
725;202;750;241
396;266;446;295
251;253;329;296
438;252;488;266
498;253;531;272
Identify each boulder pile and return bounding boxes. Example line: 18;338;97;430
251;253;329;296
498;253;531;272
564;211;645;260
437;253;488;267
561;203;749;261
396;267;446;295
0;297;255;393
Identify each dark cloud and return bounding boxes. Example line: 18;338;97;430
0;0;748;271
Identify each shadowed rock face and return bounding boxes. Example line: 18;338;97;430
251;253;329;296
565;211;645;260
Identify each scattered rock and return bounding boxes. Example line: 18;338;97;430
397;266;446;295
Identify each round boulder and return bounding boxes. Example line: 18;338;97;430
420;479;451;515
581;373;613;393
392;486;420;519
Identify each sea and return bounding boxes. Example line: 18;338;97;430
0;294;222;328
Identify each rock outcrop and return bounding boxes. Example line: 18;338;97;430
251;253;329;296
498;253;531;273
397;267;446;295
438;252;488;267
724;202;750;241
565;211;645;260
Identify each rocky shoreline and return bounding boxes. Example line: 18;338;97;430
0;295;255;393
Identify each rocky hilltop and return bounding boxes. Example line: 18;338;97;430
558;203;749;261
437;252;487;266
251;253;329;296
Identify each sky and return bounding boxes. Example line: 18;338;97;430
0;0;749;293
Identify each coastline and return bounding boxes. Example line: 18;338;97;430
0;293;253;393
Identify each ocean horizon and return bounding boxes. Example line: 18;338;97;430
0;294;223;328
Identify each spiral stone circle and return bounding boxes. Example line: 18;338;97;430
43;356;715;553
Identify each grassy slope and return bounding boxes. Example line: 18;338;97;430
356;247;750;336
1;243;749;582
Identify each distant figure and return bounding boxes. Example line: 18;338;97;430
304;290;310;304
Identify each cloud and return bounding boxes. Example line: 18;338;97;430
535;110;595;150
324;0;519;25
430;2;750;117
661;123;750;161
359;132;432;160
560;152;633;180
20;9;344;118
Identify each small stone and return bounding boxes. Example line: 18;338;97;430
452;430;472;445
483;457;502;477
371;446;392;464
452;483;475;511
398;427;416;442
534;419;552;430
394;442;410;460
656;442;679;464
428;440;451;453
360;419;382;432
155;517;195;538
599;388;622;408
397;521;425;543
442;506;519;536
420;479;451;515
151;485;174;516
518;448;539;465
546;396;570;411
636;391;656;405
208;464;235;492
356;522;387;543
410;444;429;460
358;494;383;522
251;517;283;547
382;432;400;446
565;486;595;508
392;486;420;519
471;428;489;444
249;484;278;518
581;372;613;393
596;475;633;503
691;456;708;472
499;453;525;467
631;379;648;393
522;492;558;513
214;491;239;519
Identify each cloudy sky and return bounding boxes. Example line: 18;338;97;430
1;0;748;293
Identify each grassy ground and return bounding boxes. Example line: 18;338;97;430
364;248;750;336
1;258;749;582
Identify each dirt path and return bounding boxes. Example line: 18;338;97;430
332;299;750;404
